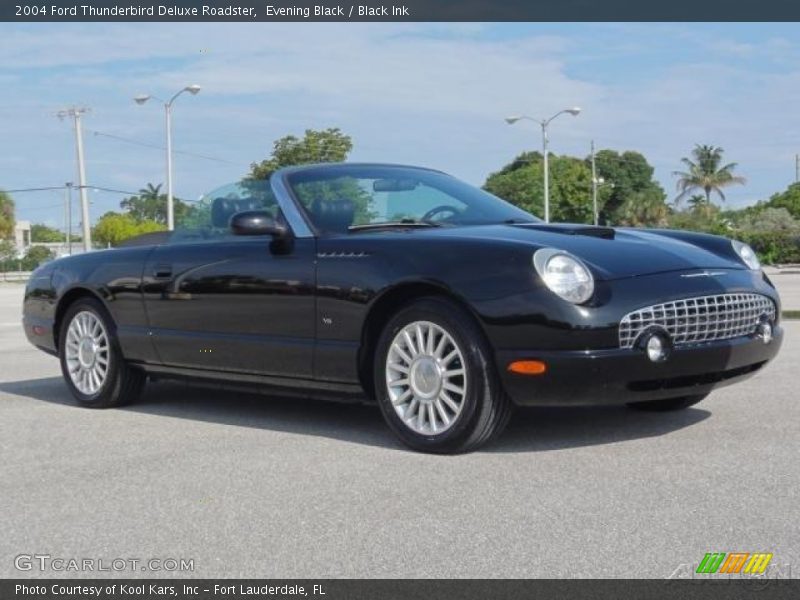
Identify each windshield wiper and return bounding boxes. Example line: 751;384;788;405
500;218;538;224
348;219;443;232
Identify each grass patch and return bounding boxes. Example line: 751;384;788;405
783;310;800;320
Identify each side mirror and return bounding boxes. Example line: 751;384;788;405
230;210;287;237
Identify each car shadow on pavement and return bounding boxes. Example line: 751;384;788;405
0;377;710;454
492;404;710;453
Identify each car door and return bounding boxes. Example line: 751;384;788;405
141;182;315;379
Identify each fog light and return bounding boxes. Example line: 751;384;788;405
647;335;668;362
756;321;773;345
635;328;671;362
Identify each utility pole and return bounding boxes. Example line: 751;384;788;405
590;140;598;226
65;182;73;255
57;107;92;252
795;153;799;184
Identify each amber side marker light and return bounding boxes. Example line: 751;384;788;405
507;360;547;375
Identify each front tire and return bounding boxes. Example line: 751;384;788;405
374;297;511;453
59;297;145;408
626;393;709;412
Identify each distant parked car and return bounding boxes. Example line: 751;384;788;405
22;163;783;452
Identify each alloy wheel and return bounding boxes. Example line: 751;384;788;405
64;310;110;396
385;320;467;435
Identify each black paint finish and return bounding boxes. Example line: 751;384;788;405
22;164;783;407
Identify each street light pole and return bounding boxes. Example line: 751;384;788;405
541;122;550;223
165;103;174;230
505;107;581;223
58;107;92;251
134;85;201;231
591;140;598;226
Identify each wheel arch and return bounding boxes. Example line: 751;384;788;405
357;281;490;400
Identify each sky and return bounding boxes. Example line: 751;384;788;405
1;22;800;229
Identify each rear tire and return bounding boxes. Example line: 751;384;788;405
626;393;709;412
374;297;512;453
59;297;145;408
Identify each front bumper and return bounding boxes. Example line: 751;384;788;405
22;315;57;356
497;326;783;406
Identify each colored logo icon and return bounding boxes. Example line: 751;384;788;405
696;552;773;574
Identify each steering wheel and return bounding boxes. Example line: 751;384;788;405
421;205;460;222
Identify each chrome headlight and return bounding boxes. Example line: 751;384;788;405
533;248;595;304
732;239;761;270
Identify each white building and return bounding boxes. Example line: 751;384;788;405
13;220;31;256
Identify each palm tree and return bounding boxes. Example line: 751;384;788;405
686;193;710;216
616;191;670;228
138;183;162;202
673;144;746;206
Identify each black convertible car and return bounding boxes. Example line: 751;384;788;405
23;163;783;452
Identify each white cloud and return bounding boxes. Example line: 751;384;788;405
1;23;799;224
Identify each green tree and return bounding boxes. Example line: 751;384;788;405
668;204;728;235
92;212;164;247
685;193;718;219
590;150;665;224
120;183;189;225
484;152;600;222
30;223;65;243
673;144;746;205
0;239;16;262
249;128;353;180
0;190;15;240
22;245;54;269
248;128;375;224
763;182;800;219
737;207;800;233
617;191;670;228
482;151;543;214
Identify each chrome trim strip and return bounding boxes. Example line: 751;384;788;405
270;172;314;239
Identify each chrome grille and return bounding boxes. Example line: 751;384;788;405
619;293;775;349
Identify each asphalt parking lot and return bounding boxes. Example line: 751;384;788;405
1;282;798;578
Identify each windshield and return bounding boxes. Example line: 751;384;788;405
285;165;539;234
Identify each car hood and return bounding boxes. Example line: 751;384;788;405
426;223;746;280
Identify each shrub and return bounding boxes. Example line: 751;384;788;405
735;231;800;265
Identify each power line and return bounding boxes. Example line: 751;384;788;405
89;129;239;165
2;186;68;193
4;184;137;195
20;202;65;211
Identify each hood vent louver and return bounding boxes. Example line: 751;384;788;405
515;223;616;240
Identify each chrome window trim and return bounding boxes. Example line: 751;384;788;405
270;171;314;239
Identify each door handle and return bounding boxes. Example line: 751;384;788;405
153;264;172;279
